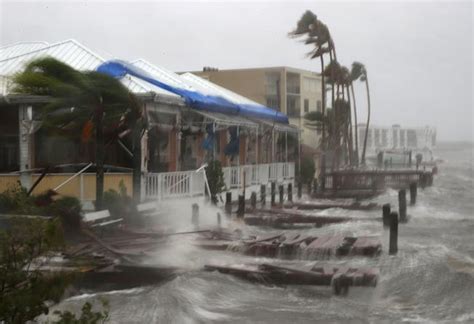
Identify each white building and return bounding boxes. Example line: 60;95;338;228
358;124;437;154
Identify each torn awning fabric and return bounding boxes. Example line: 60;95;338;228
96;60;289;124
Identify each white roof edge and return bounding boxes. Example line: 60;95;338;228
0;39;106;63
0;41;49;50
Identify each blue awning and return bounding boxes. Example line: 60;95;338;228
96;60;289;124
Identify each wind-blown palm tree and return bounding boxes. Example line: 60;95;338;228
289;10;335;179
351;62;370;165
13;57;144;209
350;63;362;166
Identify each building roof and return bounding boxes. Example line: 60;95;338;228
0;39;180;99
185;66;321;77
0;42;49;60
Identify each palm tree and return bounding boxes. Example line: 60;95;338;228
13;57;144;209
289;10;335;180
351;62;370;165
338;66;354;166
350;63;362;166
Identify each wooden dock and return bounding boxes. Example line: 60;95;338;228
205;262;378;294
197;232;382;260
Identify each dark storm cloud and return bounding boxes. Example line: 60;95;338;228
1;0;472;141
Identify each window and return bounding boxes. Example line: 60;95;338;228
316;100;322;112
266;96;279;110
286;95;300;117
286;73;300;94
304;99;309;113
302;77;317;93
265;72;280;96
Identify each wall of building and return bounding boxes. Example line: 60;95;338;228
194;69;268;107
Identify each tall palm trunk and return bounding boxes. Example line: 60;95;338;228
95;106;104;210
361;76;371;165
319;54;326;186
350;83;359;166
346;85;354;166
329;50;337;170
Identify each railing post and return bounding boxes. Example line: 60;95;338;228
382;203;391;228
237;195;245;218
260;184;266;206
279;184;284;205
271;182;276;206
409;182;417;205
250;191;257;209
297;181;302;199
225;192;232;215
398;189;407;223
389;212;399;255
287;183;293;202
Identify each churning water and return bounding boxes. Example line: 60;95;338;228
53;142;474;323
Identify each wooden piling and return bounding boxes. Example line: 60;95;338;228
398;189;407;223
217;212;221;227
312;179;318;195
260;184;266;205
192;203;199;228
279;185;284;205
225;192;232;215
382;203;391;228
389;211;398;255
271;182;276;206
409;182;417;205
297;182;302;199
288;183;293;202
237;195;245;218
250;191;257;209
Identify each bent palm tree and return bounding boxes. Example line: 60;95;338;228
289;10;335;180
350;62;362;166
351;62;370;165
13;57;144;209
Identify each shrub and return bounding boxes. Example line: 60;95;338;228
102;180;135;223
299;156;316;184
205;160;225;204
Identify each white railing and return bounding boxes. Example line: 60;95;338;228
222;162;295;189
145;162;295;200
145;170;205;200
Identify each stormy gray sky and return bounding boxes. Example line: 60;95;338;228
1;0;472;141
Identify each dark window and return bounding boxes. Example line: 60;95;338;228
286;96;300;117
266;96;279;111
304;99;309;113
317;100;322;112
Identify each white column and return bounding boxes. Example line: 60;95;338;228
18;104;33;189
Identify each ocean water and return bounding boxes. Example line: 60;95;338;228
52;142;474;324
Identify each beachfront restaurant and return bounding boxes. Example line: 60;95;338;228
0;40;299;206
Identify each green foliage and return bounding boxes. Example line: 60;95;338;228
0;183;83;232
102;181;135;222
53;299;109;324
0;184;41;215
0;217;69;323
205;160;225;204
299;156;316;184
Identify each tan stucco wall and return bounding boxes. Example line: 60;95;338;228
0;173;133;201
